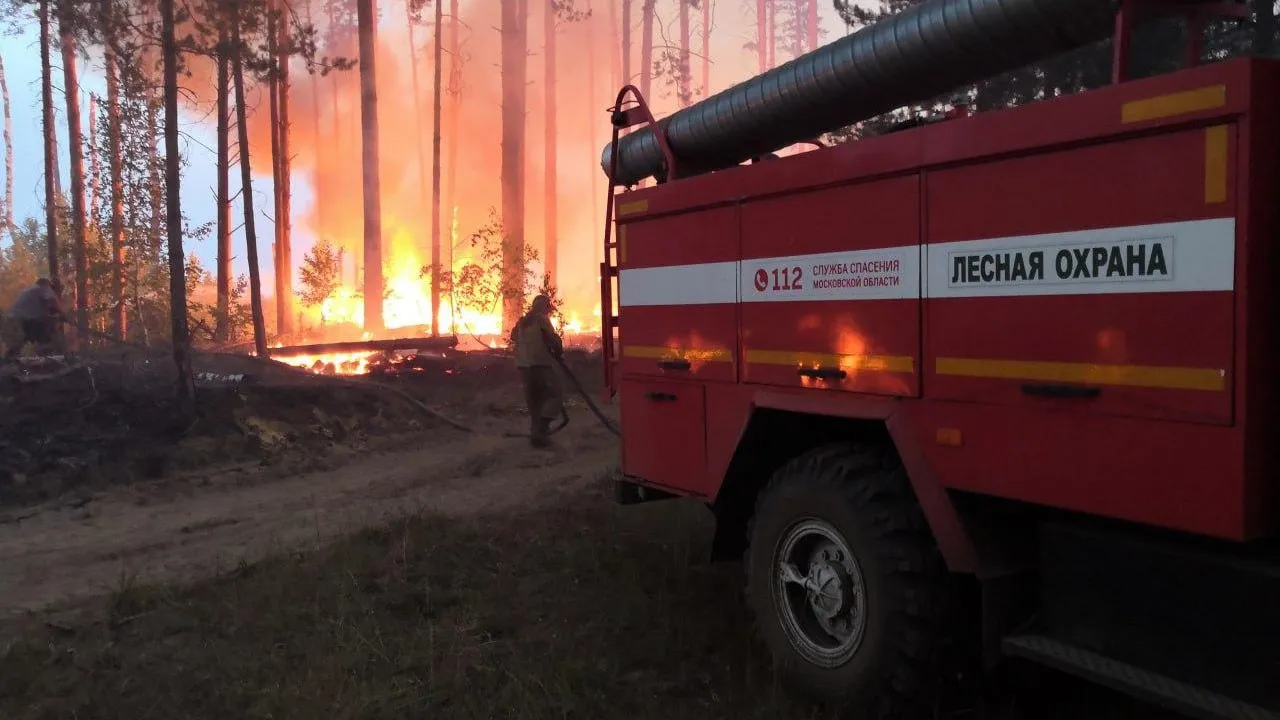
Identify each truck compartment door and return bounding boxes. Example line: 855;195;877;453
619;378;711;497
924;126;1236;425
739;175;922;397
617;206;739;384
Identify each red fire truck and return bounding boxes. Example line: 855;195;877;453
599;0;1280;717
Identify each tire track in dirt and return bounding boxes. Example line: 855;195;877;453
0;412;618;620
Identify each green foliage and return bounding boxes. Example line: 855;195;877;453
0;218;55;310
297;237;345;308
188;260;255;344
433;208;548;333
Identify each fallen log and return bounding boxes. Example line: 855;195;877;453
270;336;459;357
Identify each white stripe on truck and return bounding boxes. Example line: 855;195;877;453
617;218;1235;307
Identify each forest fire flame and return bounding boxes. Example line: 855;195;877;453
177;0;814;375
234;0;623;375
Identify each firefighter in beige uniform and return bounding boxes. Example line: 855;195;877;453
509;295;565;447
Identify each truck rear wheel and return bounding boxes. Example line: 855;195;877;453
745;443;948;718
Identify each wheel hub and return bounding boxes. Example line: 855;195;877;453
773;518;868;668
807;550;853;621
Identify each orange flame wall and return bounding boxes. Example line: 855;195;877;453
245;0;622;328
178;0;807;333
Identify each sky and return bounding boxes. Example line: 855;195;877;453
0;0;857;303
0;20;293;298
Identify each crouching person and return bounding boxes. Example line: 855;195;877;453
510;294;565;448
4;278;64;360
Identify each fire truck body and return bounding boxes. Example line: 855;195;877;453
603;22;1280;720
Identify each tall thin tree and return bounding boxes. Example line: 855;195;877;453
39;0;59;285
232;18;269;358
678;0;690;105
103;0;126;339
756;0;766;72
806;0;817;52
215;27;232;342
306;0;325;268
0;52;12;233
357;0;384;331
160;0;195;408
544;0;558;286
621;0;631;88
588;0;601;263
268;9;284;335
60;3;89;333
640;0;653;100
406;0;430;293
277;0;294;336
430;0;444;335
500;0;528;330
701;0;710;97
608;0;619;92
444;0;459;261
88;94;99;219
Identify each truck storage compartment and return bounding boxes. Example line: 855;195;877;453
617;206;739;384
739;175;922;397
924;126;1236;425
619;378;711;498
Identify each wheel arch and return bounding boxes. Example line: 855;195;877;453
710;391;980;574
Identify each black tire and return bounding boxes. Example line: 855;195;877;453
745;443;949;719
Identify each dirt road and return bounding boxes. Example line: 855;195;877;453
0;408;619;621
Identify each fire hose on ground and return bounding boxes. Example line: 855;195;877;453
51;319;619;440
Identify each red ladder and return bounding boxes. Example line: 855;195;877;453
599;86;678;402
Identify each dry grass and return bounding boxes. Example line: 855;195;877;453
0;473;828;720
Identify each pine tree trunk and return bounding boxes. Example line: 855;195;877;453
621;0;631;89
160;0;194;409
147;96;162;265
792;0;802;57
500;0;528;331
60;10;90;335
544;0;557;287
357;0;384;331
215;34;232;343
0;52;12;233
306;0;324;261
104;22;126;340
406;3;429;269
326;0;347;282
277;2;294;336
640;0;653;101
701;0;710;98
89;94;99;220
607;0;620;92
765;0;775;68
445;0;459;272
39;0;58;283
588;0;601;262
678;0;690;106
268;11;283;336
232;23;269;359
806;0;817;52
430;0;444;335
756;0;766;72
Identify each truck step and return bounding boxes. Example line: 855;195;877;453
1003;635;1280;720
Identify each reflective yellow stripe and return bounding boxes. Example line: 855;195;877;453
623;345;733;362
616;199;649;217
1204;125;1229;205
1121;85;1227;124
935;357;1226;392
746;349;914;373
